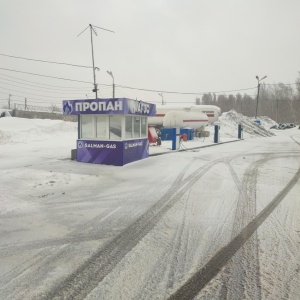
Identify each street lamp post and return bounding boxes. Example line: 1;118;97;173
158;92;164;105
92;67;100;97
107;71;115;98
255;75;267;119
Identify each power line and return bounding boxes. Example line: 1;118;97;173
0;90;62;103
0;80;112;95
264;82;297;86
0;67;92;84
1;68;298;99
0;81;85;95
0;90;92;105
0;73;91;89
0;86;73;99
0;53;92;69
259;97;300;102
0;77;88;92
115;84;257;95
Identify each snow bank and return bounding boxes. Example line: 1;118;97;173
215;110;275;139
0;117;77;145
259;116;278;130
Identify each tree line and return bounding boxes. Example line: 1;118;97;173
196;73;300;124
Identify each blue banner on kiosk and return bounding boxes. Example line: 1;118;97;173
63;98;156;116
76;139;149;166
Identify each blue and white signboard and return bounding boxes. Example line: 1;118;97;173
63;98;156;116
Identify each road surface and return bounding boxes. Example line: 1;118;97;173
0;129;300;299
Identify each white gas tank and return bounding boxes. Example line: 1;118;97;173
148;105;221;126
163;110;208;129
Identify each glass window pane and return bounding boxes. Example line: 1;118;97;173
96;115;107;139
125;116;133;139
81;115;94;139
109;115;122;140
133;116;140;138
141;117;147;137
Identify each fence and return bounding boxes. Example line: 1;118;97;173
11;106;77;122
14;103;63;113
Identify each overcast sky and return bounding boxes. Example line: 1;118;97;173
1;0;300;107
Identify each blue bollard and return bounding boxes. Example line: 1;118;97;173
171;128;180;150
238;124;243;139
171;128;177;150
214;124;220;143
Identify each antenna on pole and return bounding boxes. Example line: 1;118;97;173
77;24;115;99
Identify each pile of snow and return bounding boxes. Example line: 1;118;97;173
215;110;275;139
259;116;278;130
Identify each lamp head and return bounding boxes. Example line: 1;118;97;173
107;70;114;78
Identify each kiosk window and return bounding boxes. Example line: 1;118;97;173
96;115;107;139
125;116;133;139
109;115;122;140
133;117;140;138
81;115;94;139
141;117;147;137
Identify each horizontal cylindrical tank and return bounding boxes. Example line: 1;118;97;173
148;105;221;126
163;110;208;130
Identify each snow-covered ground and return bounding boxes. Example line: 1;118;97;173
0;111;300;300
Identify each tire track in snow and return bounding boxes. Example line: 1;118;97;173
207;153;299;299
165;193;190;290
220;158;263;299
0;174;172;296
0;174;169;256
0;176;172;298
168;158;300;300
290;135;300;147
133;194;191;300
0;206;122;293
39;159;222;300
0;207;121;257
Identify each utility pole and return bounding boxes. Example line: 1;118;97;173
158;93;165;105
255;83;261;119
107;71;115;98
241;98;243;113
77;24;114;99
25;98;27;110
89;24;98;99
276;98;279;123
8;94;11;109
255;75;267;119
